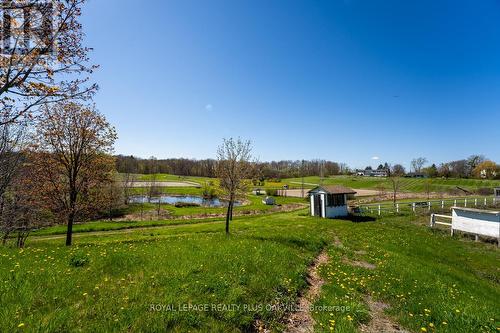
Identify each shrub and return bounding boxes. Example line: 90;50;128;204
69;253;89;268
266;189;278;196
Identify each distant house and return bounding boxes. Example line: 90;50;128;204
308;185;356;218
495;187;500;199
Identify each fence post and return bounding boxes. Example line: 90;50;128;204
428;201;431;212
396;203;399;213
474;198;477;207
484;198;487;206
429;213;435;227
454;199;457;206
412;202;416;213
378;205;381;216
441;200;444;209
464;199;467;207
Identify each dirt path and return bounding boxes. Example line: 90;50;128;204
359;296;409;333
284;249;329;333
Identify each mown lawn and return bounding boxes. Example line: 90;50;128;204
1;211;499;332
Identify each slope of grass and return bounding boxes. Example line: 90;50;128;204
313;214;500;333
1;212;498;332
1;213;330;332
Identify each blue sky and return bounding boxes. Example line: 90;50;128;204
81;0;500;169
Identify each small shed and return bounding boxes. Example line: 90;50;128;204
308;185;356;218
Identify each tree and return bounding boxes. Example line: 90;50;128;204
391;164;406;177
0;164;48;247
423;164;438;178
411;157;427;173
387;165;402;205
438;163;451;179
473;161;498;179
216;138;253;235
0;124;24;200
0;0;97;125
467;155;485;177
31;102;116;246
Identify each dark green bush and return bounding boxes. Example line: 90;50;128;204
69;253;89;268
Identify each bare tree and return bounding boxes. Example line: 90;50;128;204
30;102;116;246
0;124;24;200
388;165;402;205
216;138;253;235
121;158;138;205
411;157;427;173
0;0;97;125
1;164;48;247
392;164;406;177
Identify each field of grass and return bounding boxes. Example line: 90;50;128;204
284;175;500;193
1;210;499;332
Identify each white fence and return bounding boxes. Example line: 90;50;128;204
357;197;499;216
430;207;500;246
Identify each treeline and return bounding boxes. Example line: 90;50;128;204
116;155;347;179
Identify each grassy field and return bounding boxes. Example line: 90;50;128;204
284;175;500;193
1;210;499;332
127;173;500;194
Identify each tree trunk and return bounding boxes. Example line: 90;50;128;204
66;212;74;246
225;200;232;235
229;201;234;221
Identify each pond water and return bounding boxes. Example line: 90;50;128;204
129;195;241;208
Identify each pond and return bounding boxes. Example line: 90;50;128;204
129;195;241;208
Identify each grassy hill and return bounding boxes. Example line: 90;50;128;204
1;211;498;332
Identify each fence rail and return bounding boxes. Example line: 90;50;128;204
357;197;499;216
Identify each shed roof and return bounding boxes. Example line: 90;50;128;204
308;185;357;195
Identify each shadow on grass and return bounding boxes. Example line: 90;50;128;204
343;215;377;223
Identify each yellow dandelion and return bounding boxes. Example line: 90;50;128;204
18;323;25;328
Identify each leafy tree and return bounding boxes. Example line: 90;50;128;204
473;161;498;179
0;0;97;125
30;102;116;246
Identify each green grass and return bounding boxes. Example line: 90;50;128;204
133;173;213;185
313;214;500;333
1;211;498;332
1;212;329;332
284;175;500;193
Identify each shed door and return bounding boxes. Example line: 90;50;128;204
314;195;322;217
